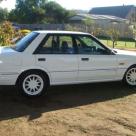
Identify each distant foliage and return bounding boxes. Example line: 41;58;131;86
8;0;75;24
45;1;69;23
0;21;18;46
9;0;46;24
0;8;8;23
65;24;81;31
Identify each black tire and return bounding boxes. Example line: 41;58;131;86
124;65;136;87
17;71;48;97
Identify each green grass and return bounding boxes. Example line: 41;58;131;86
100;39;136;49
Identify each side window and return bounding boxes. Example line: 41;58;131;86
36;35;76;54
39;36;53;54
59;36;74;54
75;36;109;55
15;32;39;52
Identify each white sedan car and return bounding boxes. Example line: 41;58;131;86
0;31;136;97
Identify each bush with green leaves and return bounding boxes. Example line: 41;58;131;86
0;21;18;46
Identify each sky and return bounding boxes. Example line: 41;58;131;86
0;0;135;11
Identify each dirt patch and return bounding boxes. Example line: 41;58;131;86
0;82;136;136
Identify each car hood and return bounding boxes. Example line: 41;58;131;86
113;49;136;56
0;46;17;55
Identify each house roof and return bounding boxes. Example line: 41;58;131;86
70;14;127;23
89;5;135;19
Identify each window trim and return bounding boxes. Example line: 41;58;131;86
33;33;114;55
73;35;114;55
33;33;79;55
13;32;39;52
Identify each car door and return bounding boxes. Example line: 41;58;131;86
34;34;78;85
75;35;118;82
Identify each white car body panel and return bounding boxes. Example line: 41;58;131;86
0;31;136;86
78;54;117;81
115;49;136;80
0;47;22;85
35;54;78;84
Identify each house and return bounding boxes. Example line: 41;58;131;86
89;5;136;23
69;13;130;37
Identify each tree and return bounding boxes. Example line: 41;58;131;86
129;24;136;48
124;32;128;46
9;0;72;24
91;24;102;37
9;0;47;24
134;24;136;40
0;8;8;23
106;27;120;48
44;1;70;23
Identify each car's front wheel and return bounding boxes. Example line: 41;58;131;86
17;71;48;97
124;66;136;87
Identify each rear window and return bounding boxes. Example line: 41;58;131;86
12;32;39;52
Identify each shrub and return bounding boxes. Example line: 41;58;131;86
0;21;18;46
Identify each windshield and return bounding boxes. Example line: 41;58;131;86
12;32;39;52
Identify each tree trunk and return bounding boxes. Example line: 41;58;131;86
113;41;115;48
125;41;126;47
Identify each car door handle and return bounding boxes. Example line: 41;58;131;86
81;58;89;61
38;58;46;61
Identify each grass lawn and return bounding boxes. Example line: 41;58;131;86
100;39;136;50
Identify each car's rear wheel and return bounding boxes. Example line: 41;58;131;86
124;66;136;86
17;71;48;97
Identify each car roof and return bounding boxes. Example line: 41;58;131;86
34;30;90;35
